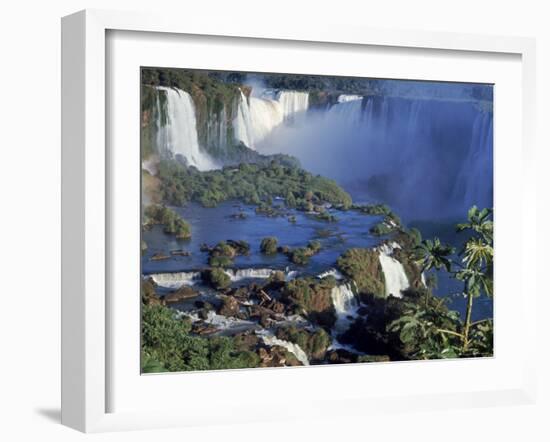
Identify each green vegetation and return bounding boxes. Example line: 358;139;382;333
203;268;231;290
206;240;250;267
287;240;322;265
144;205;191;240
353;203;392;216
337;248;385;298
276;326;331;360
260;237;278;255
391;206;494;357
141;304;259;373
313;211;338;222
369;220;395;236
156;159;353;210
142;68;241;156
282;277;337;327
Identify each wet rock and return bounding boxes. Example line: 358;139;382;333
163;285;199;304
192;323;218;335
258;346;297;367
141;278;162;306
170;249;191;256
218;295;240;317
326;349;358;364
357;355;391;363
259;314;271;328
267;300;286;315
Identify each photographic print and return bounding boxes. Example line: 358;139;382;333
140;68;493;373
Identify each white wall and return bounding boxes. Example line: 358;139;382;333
0;1;547;441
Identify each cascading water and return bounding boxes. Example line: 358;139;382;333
156;87;217;171
149;271;202;289
325;98;364;127
378;244;409;298
255;93;493;220
276;91;309;122
257;331;310;366
234;90;309;148
451;109;493;207
337;94;363;103
331;283;359;332
224;268;274;281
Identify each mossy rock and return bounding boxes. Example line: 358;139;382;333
275;326;331;360
281;278;336;328
336;248;385;298
204;268;231;290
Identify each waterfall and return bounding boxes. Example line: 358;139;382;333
223;267;298;282
224;268;274;281
378;244;409;298
156;87;217;170
233;91;255;149
325;99;364;127
337;94;363;103
452;110;494;208
233;90;309;148
317;268;344;280
258;331;310;366
276;91;309;122
255;93;493;220
149;271;202;289
331;283;359;332
182;310;256;332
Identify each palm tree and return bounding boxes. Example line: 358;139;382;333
414;206;493;353
415;238;455;273
457;206;493;243
415;237;456;318
456;219;494;352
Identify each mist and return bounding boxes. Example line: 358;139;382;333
254;93;493;222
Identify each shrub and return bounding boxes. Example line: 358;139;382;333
336;248;385;298
205;268;231;289
260;237;278;255
144;205;191;239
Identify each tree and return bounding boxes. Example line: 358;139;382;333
415;238;455;273
455;207;493;351
413;206;493;353
260;237;278;255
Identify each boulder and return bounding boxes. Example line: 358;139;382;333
163;285;199;304
218;295;240;317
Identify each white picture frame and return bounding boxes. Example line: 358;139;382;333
61;9;537;433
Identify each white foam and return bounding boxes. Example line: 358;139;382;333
257;330;310;366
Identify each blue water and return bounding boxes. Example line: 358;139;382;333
408;220;493;322
142;201;382;276
142;201;492;321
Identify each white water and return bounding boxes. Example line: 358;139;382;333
277;90;309;122
378;244;409;298
257;331;310;366
324;99;364;127
224;268;298;282
156;87;217;170
149;271;202;289
234;90;309;148
182;310;256;331
331;283;359;332
255;94;493;219
150;268;298;289
337;94;363;103
317;268;344;280
224;268;274;281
